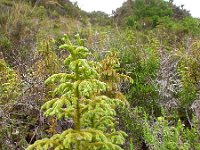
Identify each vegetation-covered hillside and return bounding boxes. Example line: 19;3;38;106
0;0;200;149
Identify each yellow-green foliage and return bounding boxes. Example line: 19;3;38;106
0;59;21;105
0;59;21;147
99;51;133;100
143;114;200;150
33;39;60;80
177;40;200;106
27;34;127;150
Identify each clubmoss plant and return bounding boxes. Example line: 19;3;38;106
26;34;127;150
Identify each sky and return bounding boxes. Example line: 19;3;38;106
70;0;200;18
172;0;199;18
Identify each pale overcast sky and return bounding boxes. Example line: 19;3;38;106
70;0;200;18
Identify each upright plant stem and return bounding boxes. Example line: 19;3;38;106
75;64;80;150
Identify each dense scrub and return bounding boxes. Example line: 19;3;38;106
0;0;200;149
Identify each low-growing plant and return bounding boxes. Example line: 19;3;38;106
143;113;200;150
27;34;127;150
